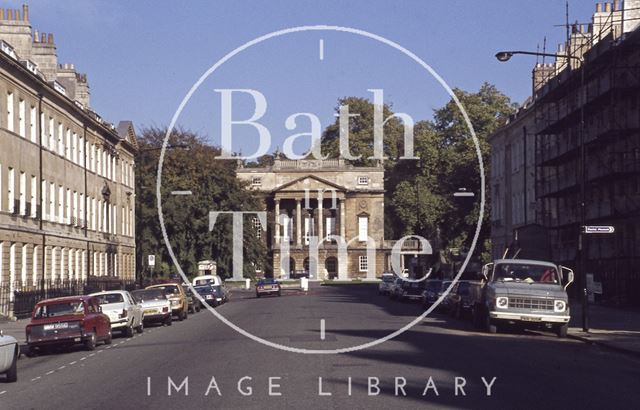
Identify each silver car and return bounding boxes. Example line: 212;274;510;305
378;273;396;295
0;330;18;382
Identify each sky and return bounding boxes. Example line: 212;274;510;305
5;0;595;156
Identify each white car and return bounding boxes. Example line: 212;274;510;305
192;274;222;287
90;290;144;337
0;330;18;382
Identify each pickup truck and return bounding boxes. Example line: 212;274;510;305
470;259;574;337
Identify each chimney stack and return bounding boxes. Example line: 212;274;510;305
613;0;619;11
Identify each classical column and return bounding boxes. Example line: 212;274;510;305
317;192;324;241
339;198;346;240
274;198;281;245
296;199;302;246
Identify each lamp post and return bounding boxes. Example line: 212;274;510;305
496;50;589;331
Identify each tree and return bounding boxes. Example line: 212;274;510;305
135;127;267;282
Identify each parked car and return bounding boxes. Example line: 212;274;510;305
26;296;111;352
389;277;405;299
291;270;309;279
447;281;477;319
146;283;189;321
90;290;144;337
0;330;18;382
398;280;426;302
194;284;229;307
192;275;222;287
256;278;281;297
421;280;453;310
182;285;201;314
378;273;396;295
131;289;172;326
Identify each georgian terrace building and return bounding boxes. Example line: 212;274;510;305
0;5;137;304
237;159;423;280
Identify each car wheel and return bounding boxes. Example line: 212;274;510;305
555;323;568;338
164;316;173;326
84;333;97;351
104;330;113;345
256;293;261;298
485;314;498;334
125;324;134;337
454;305;462;319
183;309;188;320
6;347;17;382
136;321;144;334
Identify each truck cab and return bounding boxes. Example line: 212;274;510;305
471;259;574;337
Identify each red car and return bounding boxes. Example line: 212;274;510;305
26;296;112;352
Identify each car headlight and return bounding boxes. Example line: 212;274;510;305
554;300;566;312
170;299;180;306
496;296;509;309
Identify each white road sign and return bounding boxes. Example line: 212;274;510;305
148;255;156;267
583;225;615;234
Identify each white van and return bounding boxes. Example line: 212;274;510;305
192;275;221;287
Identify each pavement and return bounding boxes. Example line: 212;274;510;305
0;285;639;409
568;302;640;357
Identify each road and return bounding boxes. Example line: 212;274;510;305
1;284;639;409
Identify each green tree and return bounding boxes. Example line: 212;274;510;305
135;127;267;282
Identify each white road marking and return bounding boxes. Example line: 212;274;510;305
31;376;41;382
105;346;112;349
45;370;54;375
453;191;475;197
171;190;192;196
320;319;326;340
0;391;6;395
80;357;87;361
69;361;77;365
88;353;95;357
126;338;132;341
319;39;324;60
97;350;103;354
58;365;66;370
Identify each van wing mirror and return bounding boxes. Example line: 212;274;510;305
560;266;574;290
481;263;493;281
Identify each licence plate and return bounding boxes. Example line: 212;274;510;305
44;322;69;330
205;295;213;300
521;316;541;322
144;309;157;314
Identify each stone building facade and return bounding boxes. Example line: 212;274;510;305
0;5;137;300
489;0;640;304
237;159;399;280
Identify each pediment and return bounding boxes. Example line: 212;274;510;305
273;175;346;193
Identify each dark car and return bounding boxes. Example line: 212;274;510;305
256;278;281;297
194;284;229;307
446;281;477;319
26;296;111;353
421;280;453;310
398;280;426;302
182;285;201;314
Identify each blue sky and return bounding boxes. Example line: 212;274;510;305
7;0;595;155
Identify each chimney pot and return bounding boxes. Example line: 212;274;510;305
47;33;54;44
596;3;601;12
7;9;13;20
33;30;39;42
0;9;4;20
22;4;28;21
14;9;20;21
613;0;619;11
41;33;46;43
605;2;611;12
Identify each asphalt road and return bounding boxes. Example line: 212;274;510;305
1;284;639;409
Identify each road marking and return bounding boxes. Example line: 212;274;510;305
320;319;326;340
88;353;95;357
45;370;54;375
80;357;87;361
171;190;192;196
97;350;103;354
453;191;475;197
126;338;132;341
31;376;41;382
105;345;112;349
319;39;324;60
69;361;77;365
0;391;5;396
58;365;66;370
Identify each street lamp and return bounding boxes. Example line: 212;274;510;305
496;49;589;332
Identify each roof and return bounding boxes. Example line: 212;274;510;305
36;295;95;304
89;290;129;296
493;259;557;267
272;174;347;193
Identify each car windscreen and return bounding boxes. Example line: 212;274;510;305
152;285;180;295
494;263;559;284
94;293;124;304
258;279;276;285
382;275;395;283
194;286;213;294
132;290;166;302
34;301;84;318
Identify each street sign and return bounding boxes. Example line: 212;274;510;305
582;225;615;234
148;255;155;267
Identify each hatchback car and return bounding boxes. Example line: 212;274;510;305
26;296;111;352
90;290;144;336
146;283;189;321
256;278;281;297
378;273;396;295
131;289;172;326
194;284;229;307
421;280;453;310
182;285;202;314
0;330;18;382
